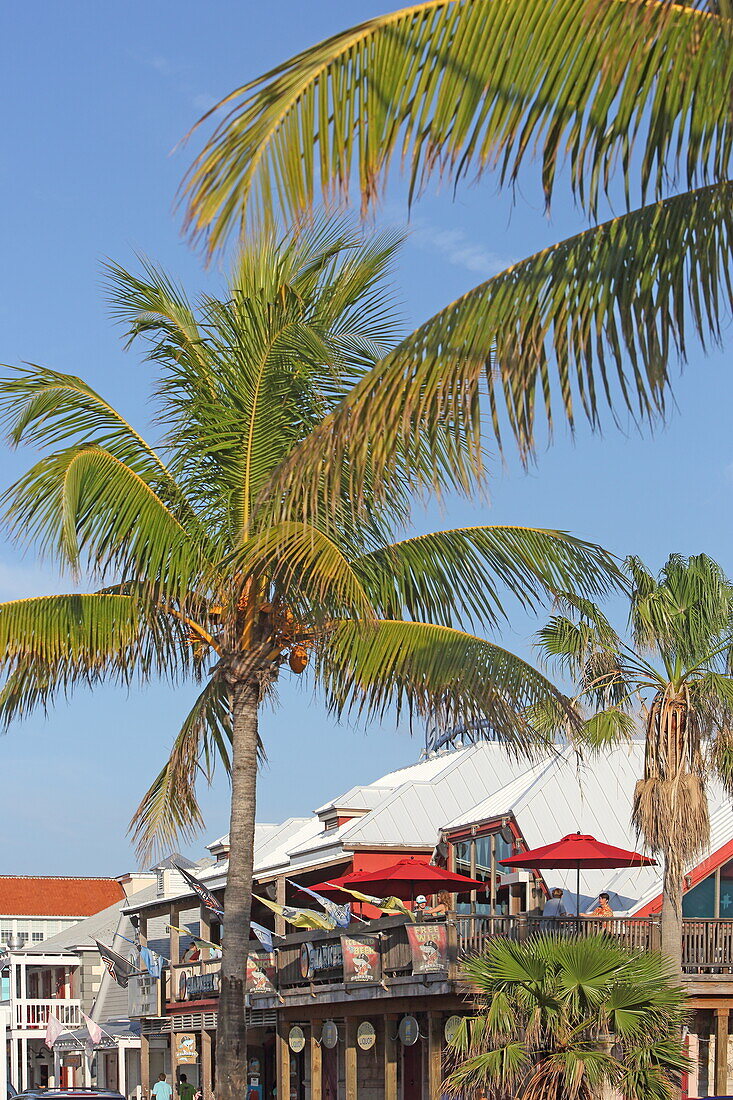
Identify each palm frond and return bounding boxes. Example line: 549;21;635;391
0;594;187;729
0;366;172;484
2;445;209;601
182;0;732;247
318;617;577;747
236;521;375;621
129;677;234;860
355;525;622;629
269;183;733;505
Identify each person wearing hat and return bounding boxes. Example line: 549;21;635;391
413;894;448;921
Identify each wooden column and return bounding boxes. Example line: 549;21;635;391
169;905;181;966
276;1021;290;1100
310;1027;322;1100
715;1007;729;1096
201;1030;213;1100
140;1034;150;1099
345;1018;357;1100
427;1013;443;1100
383;1015;398;1100
275;878;287;938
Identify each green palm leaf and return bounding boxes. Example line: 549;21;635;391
0;593;183;681
182;0;731;246
129;676;235;859
3;445;208;600
354;525;622;628
318;617;576;744
270;183;733;498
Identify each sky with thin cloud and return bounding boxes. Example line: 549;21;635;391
2;0;731;875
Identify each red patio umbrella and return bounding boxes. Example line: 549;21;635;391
311;857;487;901
500;831;656;917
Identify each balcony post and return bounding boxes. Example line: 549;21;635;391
715;1007;729;1096
169;905;181;967
384;1015;398;1100
427;1012;442;1100
201;1029;213;1100
140;1033;150;1099
275;879;287;938
345;1017;357;1100
275;1019;290;1100
309;1026;322;1100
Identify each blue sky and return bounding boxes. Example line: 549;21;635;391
1;1;731;875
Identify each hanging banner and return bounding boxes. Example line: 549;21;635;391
406;923;449;974
246;952;277;994
340;933;382;984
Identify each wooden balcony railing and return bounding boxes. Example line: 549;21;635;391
454;915;733;974
159;915;733;1007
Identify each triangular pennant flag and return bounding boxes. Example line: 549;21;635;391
45;1014;64;1050
175;865;224;916
95;940;136;988
289;879;351;928
254;894;336;931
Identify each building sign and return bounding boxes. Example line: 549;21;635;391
356;1022;376;1050
128;974;160;1017
341;934;381;984
174;1033;198;1065
398;1016;419;1046
406;923;449;974
444;1015;463;1044
288;1027;306;1054
299;940;343;980
321;1020;338;1049
246;952;277;994
175;966;221;1002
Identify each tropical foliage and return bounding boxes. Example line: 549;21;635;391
0;219;622;1100
536;554;733;967
444;933;688;1100
179;0;733;500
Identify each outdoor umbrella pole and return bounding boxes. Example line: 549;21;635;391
576;863;581;934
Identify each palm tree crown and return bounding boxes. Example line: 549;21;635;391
537;553;733;965
444;933;687;1100
0;219;621;1100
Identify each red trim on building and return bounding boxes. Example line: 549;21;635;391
634;837;733;917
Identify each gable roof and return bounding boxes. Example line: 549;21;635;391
0;876;123;917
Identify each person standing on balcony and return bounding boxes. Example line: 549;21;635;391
590;893;614;918
541;888;569;929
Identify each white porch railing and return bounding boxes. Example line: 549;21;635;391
15;999;81;1029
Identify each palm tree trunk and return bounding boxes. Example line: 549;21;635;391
661;856;683;979
216;676;261;1100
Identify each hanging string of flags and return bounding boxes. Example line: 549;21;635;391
288;880;352;928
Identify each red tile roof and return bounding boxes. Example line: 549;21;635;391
0;877;124;917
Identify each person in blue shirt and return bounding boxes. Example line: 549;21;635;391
152;1073;173;1100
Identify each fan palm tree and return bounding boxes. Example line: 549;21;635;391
178;0;733;511
536;554;733;971
444;933;687;1100
0;220;621;1100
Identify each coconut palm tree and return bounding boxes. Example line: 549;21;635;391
536;554;733;971
178;0;733;506
444;933;687;1100
0;220;621;1100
